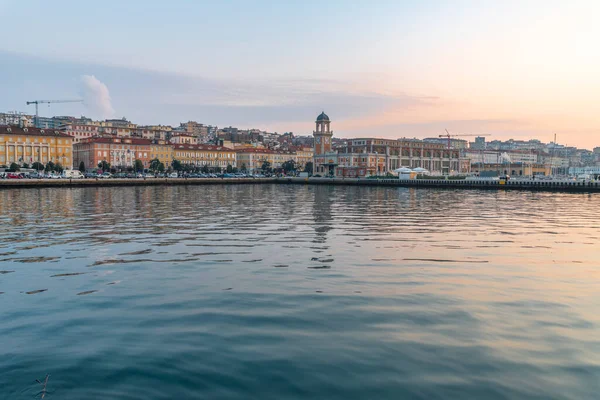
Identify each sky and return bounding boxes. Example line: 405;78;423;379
0;0;599;148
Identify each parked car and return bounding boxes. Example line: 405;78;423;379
6;172;24;179
168;172;178;178
143;173;154;178
28;172;45;179
61;170;85;179
100;172;112;179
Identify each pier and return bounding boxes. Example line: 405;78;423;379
1;177;600;192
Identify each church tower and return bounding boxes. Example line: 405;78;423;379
313;112;333;155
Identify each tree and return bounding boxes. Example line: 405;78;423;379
172;159;182;171
261;160;272;173
212;166;222;174
8;162;20;172
53;163;64;173
79;161;86;173
45;161;55;172
22;163;30;169
149;158;162;171
157;162;165;173
32;162;44;171
134;159;144;172
201;164;209;173
241;163;247;173
98;160;110;172
232;167;238;173
304;161;313;175
226;164;233;173
282;160;296;173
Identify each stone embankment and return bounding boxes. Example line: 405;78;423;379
1;177;599;192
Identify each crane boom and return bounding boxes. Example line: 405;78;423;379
25;99;83;126
439;129;491;148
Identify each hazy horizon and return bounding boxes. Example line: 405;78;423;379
1;0;598;148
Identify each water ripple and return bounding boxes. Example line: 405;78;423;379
1;185;599;399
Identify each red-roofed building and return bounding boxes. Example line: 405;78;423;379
0;125;73;168
74;137;152;170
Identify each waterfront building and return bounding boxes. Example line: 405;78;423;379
312;113;463;177
149;140;174;167
235;148;297;172
173;144;236;169
74;137;151;170
464;150;538;165
472;163;550;177
290;146;314;171
0;125;73;167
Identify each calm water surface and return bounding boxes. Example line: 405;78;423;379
1;185;599;399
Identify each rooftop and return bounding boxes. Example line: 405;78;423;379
316;111;330;122
78;137;152;145
174;144;233;151
0;125;72;138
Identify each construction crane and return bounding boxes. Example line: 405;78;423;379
439;129;490;149
26;99;83;120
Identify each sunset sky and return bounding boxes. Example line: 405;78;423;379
1;0;598;148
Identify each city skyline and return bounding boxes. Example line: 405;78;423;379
1;0;599;148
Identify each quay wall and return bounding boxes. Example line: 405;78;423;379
279;177;600;192
1;177;600;192
0;178;277;188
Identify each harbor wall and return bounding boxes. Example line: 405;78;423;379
1;177;600;192
281;177;600;192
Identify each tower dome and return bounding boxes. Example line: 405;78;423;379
316;111;330;122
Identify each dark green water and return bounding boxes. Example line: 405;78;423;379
1;185;599;399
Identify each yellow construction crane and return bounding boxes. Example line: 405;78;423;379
439;129;490;149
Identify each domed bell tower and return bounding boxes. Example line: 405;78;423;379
313;111;333;155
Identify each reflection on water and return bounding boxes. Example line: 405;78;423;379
1;185;600;399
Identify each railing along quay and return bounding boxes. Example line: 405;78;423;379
279;177;600;192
